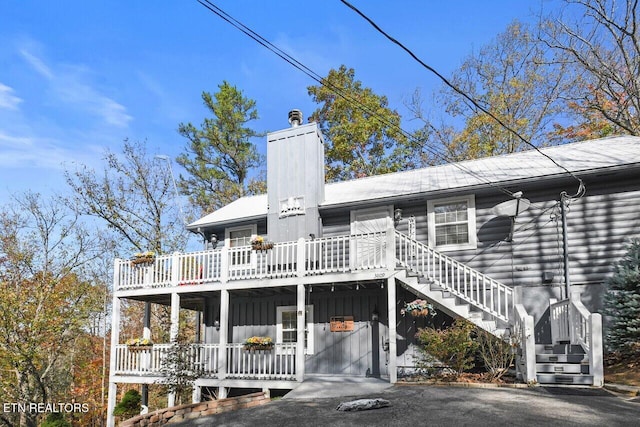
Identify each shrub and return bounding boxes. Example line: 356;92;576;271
415;319;477;376
113;389;141;418
475;328;517;381
41;413;71;427
603;239;640;356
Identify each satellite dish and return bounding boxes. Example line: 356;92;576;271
493;198;530;217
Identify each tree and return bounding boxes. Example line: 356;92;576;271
410;21;567;162
603;239;640;355
156;339;204;406
308;65;420;181
65;138;188;255
0;193;103;427
541;0;640;137
177;81;264;214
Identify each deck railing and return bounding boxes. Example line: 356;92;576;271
113;343;296;381
395;231;513;322
115;232;387;291
550;294;603;386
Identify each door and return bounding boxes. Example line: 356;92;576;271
350;207;392;269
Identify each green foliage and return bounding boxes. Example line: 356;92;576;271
113;389;142;418
41;413;71;427
415;319;478;375
177;81;264;214
308;65;420;181
411;21;565;162
603;239;640;355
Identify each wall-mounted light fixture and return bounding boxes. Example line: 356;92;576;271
210;234;218;249
394;208;403;226
371;305;380;321
213;319;220;331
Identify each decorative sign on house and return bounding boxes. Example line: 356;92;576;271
330;316;354;332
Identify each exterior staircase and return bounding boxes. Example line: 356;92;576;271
392;230;604;387
535;343;593;385
395;270;507;337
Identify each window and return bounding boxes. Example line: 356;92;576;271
276;305;314;354
225;225;257;267
427;195;476;250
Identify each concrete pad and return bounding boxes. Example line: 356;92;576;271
283;376;392;399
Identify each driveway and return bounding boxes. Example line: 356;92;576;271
174;385;640;427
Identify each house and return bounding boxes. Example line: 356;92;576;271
106;110;640;426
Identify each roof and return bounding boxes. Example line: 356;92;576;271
188;135;640;229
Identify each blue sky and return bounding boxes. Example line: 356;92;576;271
0;1;554;205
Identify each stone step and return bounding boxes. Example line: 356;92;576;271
536;373;594;385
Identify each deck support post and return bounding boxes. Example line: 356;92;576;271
218;289;229;380
106;265;122;427
387;277;397;383
168;292;181;407
296;283;306;382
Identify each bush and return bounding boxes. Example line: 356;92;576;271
603;239;640;356
415;319;477;376
113;389;141;418
41;413;71;427
475;328;517;381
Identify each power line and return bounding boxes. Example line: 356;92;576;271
195;0;581;207
339;0;585;200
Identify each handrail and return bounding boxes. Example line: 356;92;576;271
394;230;513;322
513;304;536;384
549;295;604;387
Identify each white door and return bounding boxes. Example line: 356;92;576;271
351;207;392;269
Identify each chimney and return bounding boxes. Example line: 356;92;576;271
266;110;325;243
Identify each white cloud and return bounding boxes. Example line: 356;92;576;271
20;49;54;80
19;48;132;128
0;83;23;110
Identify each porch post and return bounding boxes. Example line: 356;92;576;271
296;283;306;382
106;289;121;427
387;277;397;383
168;292;180;408
141;302;151;414
386;225;396;272
218;289;229;380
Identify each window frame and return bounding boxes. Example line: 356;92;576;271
276;305;314;354
427;195;477;251
224;224;257;268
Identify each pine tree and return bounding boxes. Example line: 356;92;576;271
603;239;640;355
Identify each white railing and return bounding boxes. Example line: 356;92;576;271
115;232;387;291
113;343;297;381
513;304;536;384
226;343;297;380
395;231;513;322
549;294;604;386
114;344;172;374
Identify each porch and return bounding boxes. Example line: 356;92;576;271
113;343;297;381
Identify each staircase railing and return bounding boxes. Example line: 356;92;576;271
395;231;513;322
549;294;604;386
513;304;536;384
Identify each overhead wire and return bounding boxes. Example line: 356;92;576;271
195;0;583;208
338;0;586;201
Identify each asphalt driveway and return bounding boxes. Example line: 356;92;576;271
174;385;640;427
